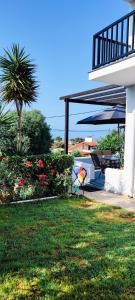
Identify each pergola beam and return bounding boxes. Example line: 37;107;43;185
81;94;126;103
68;97;126;106
60;84;120;100
70;89;126;101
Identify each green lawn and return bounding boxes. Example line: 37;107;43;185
1;196;135;300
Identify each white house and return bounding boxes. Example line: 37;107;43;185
89;0;135;197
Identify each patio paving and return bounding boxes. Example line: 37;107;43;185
80;171;135;212
82;190;135;212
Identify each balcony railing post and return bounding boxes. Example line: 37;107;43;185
116;23;118;58
126;17;129;55
101;32;104;65
106;30;108;62
121;20;124;56
92;36;96;69
110;26;113;60
97;37;101;65
132;13;135;50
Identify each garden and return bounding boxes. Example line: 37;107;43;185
1;42;135;300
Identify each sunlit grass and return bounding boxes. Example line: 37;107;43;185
0;196;135;299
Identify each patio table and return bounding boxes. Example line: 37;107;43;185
101;156;120;168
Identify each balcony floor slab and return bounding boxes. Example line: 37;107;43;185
89;54;135;86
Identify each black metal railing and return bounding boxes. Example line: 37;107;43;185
92;10;135;70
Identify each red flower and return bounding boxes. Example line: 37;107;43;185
40;181;49;186
18;178;25;186
49;169;55;175
38;160;45;168
38;174;47;179
25;160;31;167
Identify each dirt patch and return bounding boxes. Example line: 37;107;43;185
99;212;116;222
60;219;71;224
16;225;38;235
119;216;135;223
80;201;93;208
99;211;135;223
70;256;88;267
24;225;37;233
48;223;57;228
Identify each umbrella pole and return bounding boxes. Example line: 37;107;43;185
118;123;121;167
118;123;120;136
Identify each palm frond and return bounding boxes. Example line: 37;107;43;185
0;102;14;127
0;44;38;105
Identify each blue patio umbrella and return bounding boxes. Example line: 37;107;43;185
77;105;125;135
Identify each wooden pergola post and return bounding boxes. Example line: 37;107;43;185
64;98;69;154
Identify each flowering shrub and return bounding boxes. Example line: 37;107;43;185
0;154;73;202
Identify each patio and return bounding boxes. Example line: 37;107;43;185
61;84;127;197
80;186;135;212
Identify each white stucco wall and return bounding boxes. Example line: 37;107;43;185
105;168;129;195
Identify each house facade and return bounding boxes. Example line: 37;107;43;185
68;137;96;155
89;0;135;196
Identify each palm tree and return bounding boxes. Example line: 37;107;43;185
0;44;38;153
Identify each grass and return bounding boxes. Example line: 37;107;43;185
1;196;135;299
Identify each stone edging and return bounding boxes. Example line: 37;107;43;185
1;196;59;205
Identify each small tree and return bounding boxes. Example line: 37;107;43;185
0;110;52;155
0;44;38;153
97;130;124;154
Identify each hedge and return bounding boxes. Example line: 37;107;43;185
0;154;73;202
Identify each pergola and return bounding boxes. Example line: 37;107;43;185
60;84;126;154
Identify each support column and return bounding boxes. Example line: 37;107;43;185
64;99;69;154
124;0;135;196
124;86;135;196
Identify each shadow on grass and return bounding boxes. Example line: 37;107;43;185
0;197;135;299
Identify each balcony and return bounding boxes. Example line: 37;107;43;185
89;10;135;86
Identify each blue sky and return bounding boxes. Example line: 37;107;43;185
1;0;128;140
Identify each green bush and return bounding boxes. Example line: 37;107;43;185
0;154;73;202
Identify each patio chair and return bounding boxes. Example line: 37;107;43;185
90;153;109;177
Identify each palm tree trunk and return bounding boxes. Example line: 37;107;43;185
17;112;22;153
16;101;23;153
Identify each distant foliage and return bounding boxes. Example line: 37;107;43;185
55;136;62;142
70;138;84;145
